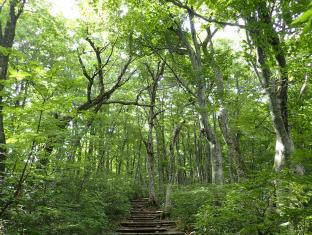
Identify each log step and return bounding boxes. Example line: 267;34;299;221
114;198;183;235
116;227;167;232
131;210;162;214
111;233;184;235
130;216;158;219
120;221;176;227
131;198;149;201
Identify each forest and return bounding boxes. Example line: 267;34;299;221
0;0;311;234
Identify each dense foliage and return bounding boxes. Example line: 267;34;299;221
172;172;312;234
0;0;311;234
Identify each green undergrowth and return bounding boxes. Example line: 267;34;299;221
1;172;136;234
170;171;312;234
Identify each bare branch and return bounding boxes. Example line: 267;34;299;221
77;50;93;102
77;50;92;81
153;109;165;119
86;37;105;93
202;27;218;48
157;61;166;81
144;63;155;80
149;45;196;97
255;113;270;129
15;0;26;19
77;57;135;112
105;100;152;107
165;0;246;28
188;10;201;57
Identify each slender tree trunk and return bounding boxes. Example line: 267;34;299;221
166;121;184;214
181;133;187;183
193;122;200;181
217;109;246;180
146;111;157;204
144;61;165;205
187;129;194;182
198;132;204;182
155;124;164;190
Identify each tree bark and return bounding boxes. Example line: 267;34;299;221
146;111;157;204
197;94;223;184
246;7;293;171
175;11;224;184
0;0;25;176
166;121;184;214
202;28;246;181
143;61;165;205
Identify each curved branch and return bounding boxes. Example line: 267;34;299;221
166;0;246;28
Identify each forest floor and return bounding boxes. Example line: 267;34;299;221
112;198;184;235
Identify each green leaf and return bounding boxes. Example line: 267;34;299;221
292;8;312;25
0;46;10;56
9;69;32;80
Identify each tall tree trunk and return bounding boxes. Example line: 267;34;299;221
197;90;223;184
257;45;293;171
156;123;165;191
202;28;246;181
176;12;224;184
246;5;293;171
144;61;165;205
0;0;25;176
146;111;157;204
166;121;184;214
187;128;194;182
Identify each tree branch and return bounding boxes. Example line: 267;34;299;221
77;50;93;102
77;57;135;112
105;100;153;107
15;0;26;19
165;0;246;28
86;37;105;94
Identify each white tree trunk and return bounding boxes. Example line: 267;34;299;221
267;94;294;171
164;183;172;214
255;42;294;172
202;33;246;180
197;90;223;184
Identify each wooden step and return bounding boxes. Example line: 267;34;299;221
131;198;149;202
130;215;158;219
116;227;167;233
113;198;183;235
131;210;162;213
131;211;162;214
131;205;147;208
120;221;176;227
128;218;158;221
110;232;184;235
130;213;161;217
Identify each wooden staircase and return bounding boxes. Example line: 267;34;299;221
113;198;184;235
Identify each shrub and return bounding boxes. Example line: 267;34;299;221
4;173;133;234
195;171;312;234
170;184;225;231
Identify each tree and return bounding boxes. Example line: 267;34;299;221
142;61;165;205
172;11;224;184
0;0;25;176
